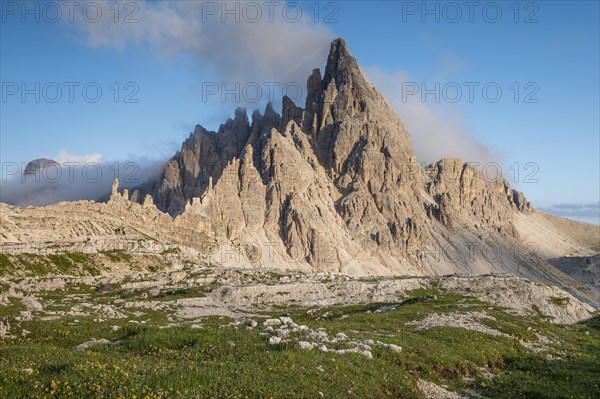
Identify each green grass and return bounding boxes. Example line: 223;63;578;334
48;254;76;274
474;316;600;398
0;253;13;274
1;253;100;277
548;296;570;306
17;254;54;276
0;317;421;399
160;247;181;255
0;289;598;398
99;250;132;263
5;250;175;277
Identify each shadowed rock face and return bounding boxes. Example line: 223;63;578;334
130;38;542;277
548;254;600;294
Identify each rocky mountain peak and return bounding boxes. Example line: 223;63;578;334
129;37;540;278
323;37;361;89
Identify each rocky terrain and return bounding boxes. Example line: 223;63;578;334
0;265;598;398
1;267;594;327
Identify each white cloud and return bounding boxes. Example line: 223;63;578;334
54;150;104;165
0;154;164;207
365;67;497;166
540;202;600;225
72;1;333;104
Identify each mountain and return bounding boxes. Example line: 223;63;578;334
23;158;60;176
1;38;598;307
120;38;597;304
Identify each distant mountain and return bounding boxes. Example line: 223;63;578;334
23;158;60;176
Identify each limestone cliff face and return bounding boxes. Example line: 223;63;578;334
2;38;597;306
132;38;534;275
424;158;532;232
134;108;252;216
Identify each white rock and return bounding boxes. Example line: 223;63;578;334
279;316;294;325
275;328;290;338
310;330;328;339
387;344;402;353
349;341;371;351
297;341;314;350
269;336;281;345
264;318;282;327
21;297;43;311
75;338;111;350
335;332;348;340
0;319;9;339
315;335;329;344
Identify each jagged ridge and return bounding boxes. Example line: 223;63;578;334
131;39;528;268
113;38;599;307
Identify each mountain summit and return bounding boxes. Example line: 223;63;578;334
121;38;597;304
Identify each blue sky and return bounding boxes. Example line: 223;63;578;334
1;0;599;224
